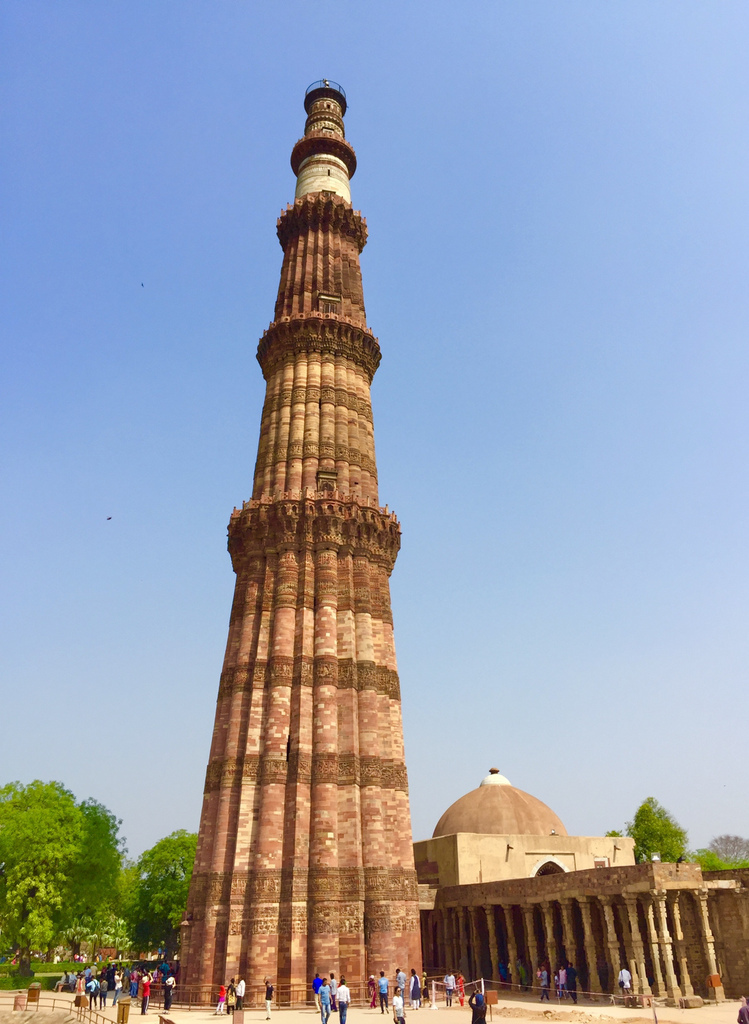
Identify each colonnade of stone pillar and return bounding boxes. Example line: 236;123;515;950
425;889;721;1000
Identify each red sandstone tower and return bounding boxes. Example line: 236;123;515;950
181;82;421;999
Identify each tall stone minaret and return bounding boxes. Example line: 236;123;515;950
182;81;421;1000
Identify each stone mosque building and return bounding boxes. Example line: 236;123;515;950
182;81;749;1005
416;768;749;1004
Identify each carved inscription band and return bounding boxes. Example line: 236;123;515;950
203;751;409;794
218;660;401;701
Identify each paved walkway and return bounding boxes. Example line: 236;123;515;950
14;992;740;1024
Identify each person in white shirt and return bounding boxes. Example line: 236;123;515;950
618;968;632;995
235;979;245;1011
443;974;455;1007
337;977;351;1024
393;987;405;1024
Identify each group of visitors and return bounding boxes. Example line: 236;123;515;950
441;971;466;1006
214;977;249;1016
58;962;177;1015
535;962;578;1002
312;973;352;1024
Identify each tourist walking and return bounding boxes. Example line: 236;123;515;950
320;977;332;1024
235;977;245;1011
538;968;549;1002
396;969;407;1002
393;987;405;1024
337;976;351;1024
86;975;99;1009
264;978;274;1020
456;973;465;1007
368;975;377;1008
378;972;389;1013
113;970;123;1006
99;976;109;1007
422;972;429;1005
164;973;176;1012
738;996;749;1024
313;973;323;1012
557;965;567;999
409;969;421;1009
330;972;338;1011
443;972;455;1007
141;973;151;1015
130;969;139;999
468;991;486;1024
565;964;577;1004
214;983;226;1015
618;967;632;997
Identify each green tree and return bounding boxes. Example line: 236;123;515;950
0;781;84;974
130;831;197;960
69;799;124;924
0;781;124;973
626;797;687;863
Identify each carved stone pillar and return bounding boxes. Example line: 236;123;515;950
540;901;556;967
467;906;481;979
644;898;666;996
669;896;694;997
503;906;519;988
559;900;575;965
578;897;603;994
696;890;724;1001
651;891;681;1000
522;905;537;969
599;897;622;994
623;896;651;995
446;908;458;972
616;898;640;995
458;906;470;978
484;905;498;980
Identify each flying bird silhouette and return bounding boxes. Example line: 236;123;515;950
107;517;112;520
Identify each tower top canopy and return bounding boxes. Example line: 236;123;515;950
305;80;347;115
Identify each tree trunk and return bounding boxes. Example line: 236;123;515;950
71;940;81;957
18;947;33;977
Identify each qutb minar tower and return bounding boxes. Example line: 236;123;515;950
182;82;422;998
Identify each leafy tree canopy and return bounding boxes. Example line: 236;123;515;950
129;830;197;960
626;797;687;863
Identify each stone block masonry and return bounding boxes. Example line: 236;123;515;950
181;82;421;1001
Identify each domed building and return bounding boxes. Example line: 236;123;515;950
413;769;742;1005
416;768;630;887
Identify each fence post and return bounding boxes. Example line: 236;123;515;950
430;981;438;1009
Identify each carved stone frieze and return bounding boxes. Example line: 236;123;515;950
277;193;366;252
257;317;381;384
228;496;400;570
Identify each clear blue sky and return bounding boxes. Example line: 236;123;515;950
2;1;748;858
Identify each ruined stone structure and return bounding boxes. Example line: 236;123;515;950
418;772;749;1001
181;81;421;1000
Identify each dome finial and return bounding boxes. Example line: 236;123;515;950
489;767;499;774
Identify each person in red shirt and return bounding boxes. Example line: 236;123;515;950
141;973;151;1015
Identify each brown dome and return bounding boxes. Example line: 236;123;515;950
433;771;567;838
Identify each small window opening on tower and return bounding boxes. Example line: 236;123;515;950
318;294;341;315
286;735;291;762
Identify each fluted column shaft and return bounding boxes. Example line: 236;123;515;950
578;898;603;994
